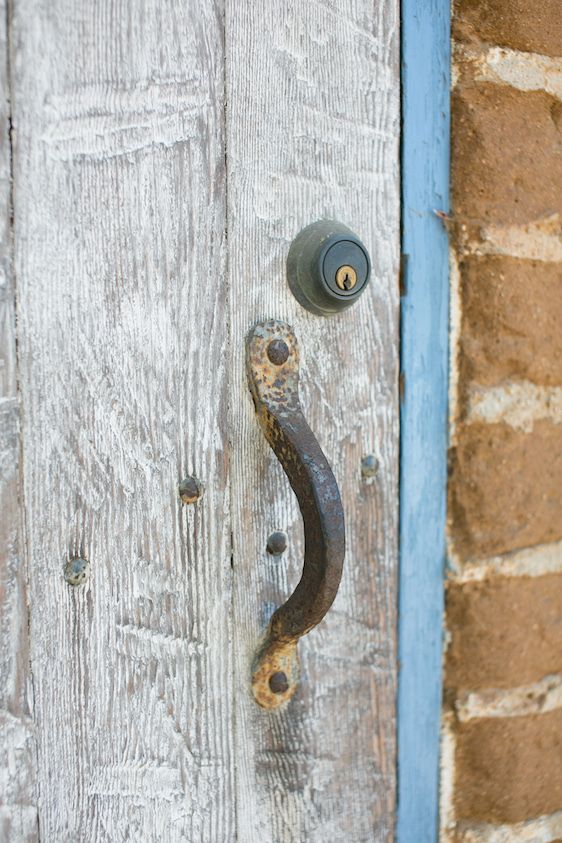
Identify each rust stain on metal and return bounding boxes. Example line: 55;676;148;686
252;638;299;709
246;319;345;710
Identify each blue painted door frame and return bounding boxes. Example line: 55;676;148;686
397;1;451;841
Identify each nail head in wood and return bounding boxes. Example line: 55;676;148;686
179;476;204;505
266;531;287;556
361;454;379;479
64;557;90;587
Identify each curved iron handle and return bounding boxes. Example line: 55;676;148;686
246;320;345;709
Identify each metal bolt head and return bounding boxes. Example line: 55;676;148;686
267;339;289;366
179;476;204;505
361;454;379;479
335;265;358;291
266;531;287;556
64;557;90;587
269;671;289;694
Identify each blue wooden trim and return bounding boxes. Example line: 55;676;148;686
397;1;451;840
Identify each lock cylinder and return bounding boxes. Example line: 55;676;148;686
287;220;371;316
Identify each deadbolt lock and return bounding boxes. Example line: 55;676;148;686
287;220;371;316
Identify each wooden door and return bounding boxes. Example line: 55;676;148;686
0;1;400;840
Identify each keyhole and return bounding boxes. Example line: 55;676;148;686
335;264;358;291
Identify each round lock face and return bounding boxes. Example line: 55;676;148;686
287;220;372;317
322;240;370;299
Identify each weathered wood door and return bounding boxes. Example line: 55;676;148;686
0;1;400;840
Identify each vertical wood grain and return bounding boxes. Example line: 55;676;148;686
225;2;400;840
398;1;450;840
0;1;38;839
10;2;402;837
10;1;233;839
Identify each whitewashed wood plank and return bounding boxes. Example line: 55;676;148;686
226;2;400;840
11;1;233;839
0;0;38;838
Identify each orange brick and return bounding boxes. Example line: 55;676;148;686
453;0;562;58
452;85;562;227
446;575;562;690
449;421;562;559
455;711;562;823
458;256;562;389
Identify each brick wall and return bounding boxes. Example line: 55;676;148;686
442;2;562;840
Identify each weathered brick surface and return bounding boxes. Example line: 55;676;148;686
453;0;562;57
449;421;562;559
458;256;562;389
452;84;562;227
446;575;562;691
446;0;562;833
455;711;562;823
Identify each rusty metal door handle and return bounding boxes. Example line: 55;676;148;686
246;319;345;709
